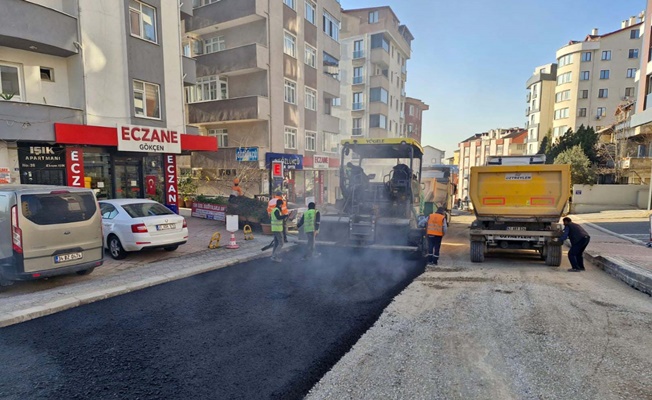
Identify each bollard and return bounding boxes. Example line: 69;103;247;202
243;225;254;240
226;232;240;249
208;232;221;249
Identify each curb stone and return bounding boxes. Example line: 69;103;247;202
0;244;296;329
584;252;652;297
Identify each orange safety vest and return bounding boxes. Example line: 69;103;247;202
231;185;243;196
267;196;289;215
427;213;445;236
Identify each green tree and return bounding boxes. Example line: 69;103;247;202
545;125;599;164
554;145;596;185
537;135;549;155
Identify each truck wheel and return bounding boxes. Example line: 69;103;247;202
545;244;562;266
470;241;485;263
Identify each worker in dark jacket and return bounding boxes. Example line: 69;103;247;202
297;202;320;260
270;199;289;263
558;217;591;272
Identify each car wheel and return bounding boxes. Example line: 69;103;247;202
164;245;179;252
76;268;95;276
108;235;127;260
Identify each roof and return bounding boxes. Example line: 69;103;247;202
502;129;527;139
423;145;444;152
0;185;93;194
340;137;424;158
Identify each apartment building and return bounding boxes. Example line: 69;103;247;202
457;128;527;201
423;146;445;167
183;0;342;205
0;0;214;209
336;6;413;140
552;18;643;141
525;63;557;154
404;97;429;143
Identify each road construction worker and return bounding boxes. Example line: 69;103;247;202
426;207;448;266
297;202;320;260
270;199;288;263
267;191;289;242
231;178;244;197
558;217;590;272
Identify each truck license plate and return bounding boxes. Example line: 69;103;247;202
507;226;526;231
54;252;83;263
157;224;175;231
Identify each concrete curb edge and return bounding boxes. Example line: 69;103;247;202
584;252;652;297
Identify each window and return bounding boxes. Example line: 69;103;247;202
553;126;568;137
284;127;297;149
352;118;363;136
599;70;609;79
409;105;415;115
305;131;316;151
40;67;54;82
407;124;413;133
352;92;364;110
625;87;635;97
133;80;160;119
371;33;389;52
578;108;587;117
284;80;296;104
579;71;590;81
580;90;589;99
601;50;611;60
283;0;295;9
555;90;570;103
370;114;387;129
305;0;316;24
186;75;228;103
558;54;573;67
557;72;572;84
331;98;341;107
193;0;220;7
322;132;338;153
597;107;606;117
208;129;228;147
204;36;225;53
353;66;364;84
323;52;340;79
368;10;379;23
631;29;640;39
598;88;608;98
554;108;569;120
323;11;340;41
129;1;157;43
305;87;317;111
369;87;388;103
629;49;639;59
284;31;296;57
304;44;316;68
21;193;97;225
353;40;364;58
581;52;592;62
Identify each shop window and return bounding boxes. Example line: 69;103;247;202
133;80;160;119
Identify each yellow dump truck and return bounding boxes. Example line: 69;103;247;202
468;155;570;266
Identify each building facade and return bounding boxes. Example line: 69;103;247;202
336;6;413;140
0;0;214;208
525;63;557;154
183;0;342;205
404;97;429;143
423;146;445;167
552;18;643;141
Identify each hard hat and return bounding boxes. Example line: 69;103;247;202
233;178;240;184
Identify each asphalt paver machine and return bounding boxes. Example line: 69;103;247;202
318;138;426;256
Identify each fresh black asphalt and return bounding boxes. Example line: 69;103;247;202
0;247;424;399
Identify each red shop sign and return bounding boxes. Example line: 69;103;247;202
66;148;85;187
164;155;178;209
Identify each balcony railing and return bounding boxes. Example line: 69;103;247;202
353;76;364;85
352;128;363;136
352;102;365;111
353;50;365;59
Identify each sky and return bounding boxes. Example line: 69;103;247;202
343;0;647;157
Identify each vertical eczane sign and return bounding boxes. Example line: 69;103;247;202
66;148;85;187
164;154;179;214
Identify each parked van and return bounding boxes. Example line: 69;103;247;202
0;185;104;284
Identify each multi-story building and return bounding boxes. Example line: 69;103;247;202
457;128;527;202
0;0;214;208
552;18;643;141
525;63;557;154
423;146;445;167
404;97;429;143
336;6;413;140
183;0;342;205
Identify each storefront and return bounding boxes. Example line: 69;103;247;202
16;123;218;211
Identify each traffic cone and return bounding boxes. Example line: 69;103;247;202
226;232;240;249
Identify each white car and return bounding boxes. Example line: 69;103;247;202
99;199;188;260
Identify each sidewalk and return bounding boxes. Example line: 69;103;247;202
573;211;652;296
0;209;294;328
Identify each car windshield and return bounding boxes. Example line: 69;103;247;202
21;192;97;225
121;202;174;218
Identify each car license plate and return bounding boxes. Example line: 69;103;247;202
54;252;83;263
157;224;175;231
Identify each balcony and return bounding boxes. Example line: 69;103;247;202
352;76;364;85
352;102;365;111
180;1;194;18
186;0;267;34
323;114;340;133
352;128;363;136
187;96;270;124
369;127;389;139
0;0;78;57
0;101;82;141
196;44;268;77
370;74;389;88
323;76;340;97
401;64;407;75
526;107;531;116
370;47;390;68
182;56;197;86
369;101;389;116
526;93;531;102
353;50;365;59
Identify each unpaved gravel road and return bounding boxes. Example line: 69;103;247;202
308;215;652;400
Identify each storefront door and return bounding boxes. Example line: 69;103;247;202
114;158;143;199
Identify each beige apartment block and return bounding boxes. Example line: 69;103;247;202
183;0;342;204
335;6;413;140
525;64;557;154
552;18;643;141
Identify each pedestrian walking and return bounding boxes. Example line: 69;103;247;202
267;191;289;242
297;202;320;260
426;207;447;266
559;217;591;272
270;199;288;263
